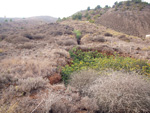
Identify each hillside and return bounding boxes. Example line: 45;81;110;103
70;0;150;37
0;0;150;113
0;16;57;34
0;16;57;23
0;18;150;112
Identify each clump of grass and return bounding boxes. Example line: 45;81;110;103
61;48;150;84
69;69;99;93
89;19;95;23
17;77;48;93
0;48;3;53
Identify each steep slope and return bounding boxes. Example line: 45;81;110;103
96;5;150;37
70;0;150;37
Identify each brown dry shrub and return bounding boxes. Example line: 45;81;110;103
104;32;113;37
16;43;35;49
0;74;17;89
92;36;106;42
45;89;99;113
23;32;45;40
0;77;48;113
52;49;70;58
15;96;45;113
69;69;99;93
5;35;30;43
32;34;45;40
63;39;77;46
23;32;33;39
0;34;7;41
69;70;150;113
119;35;130;42
17;77;48;93
0;58;54;78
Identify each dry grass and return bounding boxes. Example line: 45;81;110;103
119;35;130;42
5;35;30;44
92;35;106;42
0;58;54;78
0;74;17;89
17;77;48;93
0;34;7;41
106;28;139;39
52;49;70;59
69;70;150;113
69;69;99;93
16;43;35;49
142;46;150;51
63;39;77;46
0;102;18;113
0;75;48;113
0;48;3;53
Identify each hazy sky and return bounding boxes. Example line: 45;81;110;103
0;0;150;18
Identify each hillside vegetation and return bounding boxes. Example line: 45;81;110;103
0;0;150;113
65;0;150;37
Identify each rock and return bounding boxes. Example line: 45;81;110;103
48;73;62;85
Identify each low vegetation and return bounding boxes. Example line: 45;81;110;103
69;69;150;113
61;48;150;84
114;0;149;11
72;13;82;20
73;30;82;44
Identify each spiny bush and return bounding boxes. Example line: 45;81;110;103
69;70;150;113
0;74;17;89
17;77;48;93
61;48;150;84
69;69;99;93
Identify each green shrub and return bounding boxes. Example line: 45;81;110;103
57;17;62;22
72;13;82;20
86;15;91;20
89;19;95;23
73;30;82;40
87;7;90;11
94;14;101;19
84;12;89;17
61;48;150;84
95;5;101;10
90;10;95;15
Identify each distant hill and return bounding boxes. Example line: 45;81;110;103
0;16;57;34
28;16;57;23
69;0;150;37
0;16;57;23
